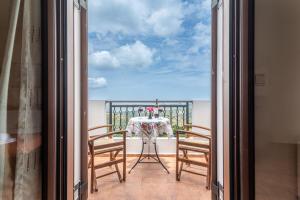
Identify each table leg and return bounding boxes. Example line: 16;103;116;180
154;142;170;174
129;140;145;174
129;137;170;174
147;140;150;159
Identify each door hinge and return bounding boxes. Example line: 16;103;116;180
212;182;224;200
217;0;223;9
212;183;219;198
74;0;87;10
74;180;88;200
212;0;218;8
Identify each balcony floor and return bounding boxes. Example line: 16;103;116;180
88;156;211;200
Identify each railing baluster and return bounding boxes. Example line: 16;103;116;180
126;107;129;126
180;106;186;128
131;106;135;118
109;101;112;126
186;102;189;125
113;106;116;131
170;107;173;129
119;107;122;130
176;106;179;129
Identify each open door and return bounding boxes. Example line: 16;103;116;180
46;0;88;199
74;0;88;200
80;1;89;200
236;0;300;199
211;0;220;199
212;0;231;199
213;0;226;198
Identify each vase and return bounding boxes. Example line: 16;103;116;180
148;112;152;119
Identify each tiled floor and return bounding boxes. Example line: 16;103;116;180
88;156;211;200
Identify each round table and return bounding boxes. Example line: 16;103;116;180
126;116;173;138
126;117;173;173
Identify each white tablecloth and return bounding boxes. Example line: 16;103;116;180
126;117;173;138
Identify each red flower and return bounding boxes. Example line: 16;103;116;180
146;107;154;112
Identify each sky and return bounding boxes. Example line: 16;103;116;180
88;0;211;100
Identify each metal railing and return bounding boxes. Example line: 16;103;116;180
106;100;192;133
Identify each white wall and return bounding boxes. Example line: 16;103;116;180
88;100;107;136
255;0;300;199
192;100;211;131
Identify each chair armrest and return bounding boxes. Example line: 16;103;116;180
176;130;211;140
88;124;112;132
89;130;127;142
184;124;211;131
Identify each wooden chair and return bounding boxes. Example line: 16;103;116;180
176;124;211;190
88;125;126;193
88;124;113;167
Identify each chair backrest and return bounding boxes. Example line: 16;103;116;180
176;129;212;189
88;130;127;152
88;124;113;138
184;124;211;138
176;130;211;151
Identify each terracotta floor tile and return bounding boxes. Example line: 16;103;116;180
88;156;211;200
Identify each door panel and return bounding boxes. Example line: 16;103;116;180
217;1;224;188
74;6;82;200
254;0;300;199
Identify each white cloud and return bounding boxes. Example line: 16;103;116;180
114;41;155;68
88;0;184;36
89;0;147;35
89;41;155;69
188;22;211;54
147;5;183;36
89;77;107;88
183;0;211;21
89;51;120;69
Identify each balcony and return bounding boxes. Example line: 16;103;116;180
88;99;211;155
88;100;212;199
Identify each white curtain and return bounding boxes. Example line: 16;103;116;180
0;0;21;198
0;0;42;199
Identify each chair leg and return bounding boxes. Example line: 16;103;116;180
88;157;92;168
90;151;96;193
91;164;98;192
123;152;126;182
111;150;122;182
90;165;94;193
206;154;211;190
209;155;212;190
176;152;179;181
114;164;122;183
93;169;98;192
109;152;113;168
178;161;184;181
110;152;113;161
178;150;186;180
183;150;190;166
